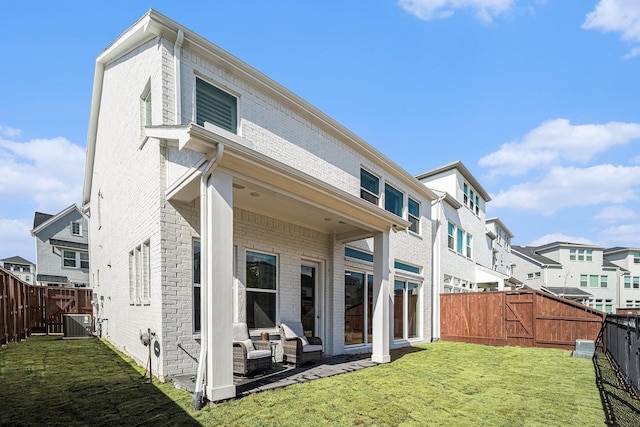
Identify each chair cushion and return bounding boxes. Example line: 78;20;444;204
232;322;251;341
302;344;323;353
281;322;309;346
239;339;255;352
246;349;271;360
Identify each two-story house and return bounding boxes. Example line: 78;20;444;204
30;204;89;288
603;247;640;310
83;9;436;402
0;256;35;285
512;242;620;312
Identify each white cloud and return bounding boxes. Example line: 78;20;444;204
398;0;514;23
490;164;640;214
0;125;22;138
479;119;640;176
529;233;593;247
0;135;85;213
594;206;638;223
583;0;640;59
598;223;640;247
0;218;34;261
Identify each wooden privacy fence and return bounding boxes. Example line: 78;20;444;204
1;266;93;344
440;289;605;350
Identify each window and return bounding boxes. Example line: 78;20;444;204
534;272;541;278
634;276;640;289
463;183;468;205
634;252;640;264
469;190;475;211
345;271;373;346
193;240;201;333
128;240;151;304
394;280;420;340
595;299;603;311
384;183;403;217
527;273;534;279
447;222;455;250
63;250;76;267
360;168;379;205
80;253;89;269
625;276;631;288
456;229;464;254
570;249;576;261
570;248;592;262
605;300;613;314
580;274;588;288
408;197;420;233
586;250;593;262
394;260;421;275
475;195;480;215
345;247;374;263
196;78;237;133
466;234;472;258
246;251;277;329
600;276;608;288
578;249;584;261
589;275;599;288
71;221;82;236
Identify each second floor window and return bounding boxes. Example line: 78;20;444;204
408;198;420;234
384;183;403;217
360;168;379;205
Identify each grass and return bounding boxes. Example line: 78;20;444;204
0;336;637;426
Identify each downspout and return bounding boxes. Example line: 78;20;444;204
431;193;446;341
193;143;224;410
173;30;184;125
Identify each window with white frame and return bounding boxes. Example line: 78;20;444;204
128;240;150;305
196;77;237;133
527;273;534;279
394;279;420;340
246;251;277;328
463;183;468;205
360;168;379;205
456;228;464;255
600;276;608;288
384;183;403;217
193;240;201;333
634;251;640;264
570;248;592;262
71;221;82;236
466;234;472;258
580;274;588;287
62;250;88;269
534;272;541;278
447;222;455;250
634;276;640;289
624;276;631;288
408;197;420;234
469;189;475;211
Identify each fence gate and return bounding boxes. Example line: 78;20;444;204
505;291;534;347
45;287;93;334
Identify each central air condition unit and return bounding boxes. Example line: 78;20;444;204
63;314;93;339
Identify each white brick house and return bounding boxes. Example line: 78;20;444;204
83;10;436;402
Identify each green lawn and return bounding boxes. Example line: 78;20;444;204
0;336;636;426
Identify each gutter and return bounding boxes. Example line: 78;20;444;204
193;143;224;410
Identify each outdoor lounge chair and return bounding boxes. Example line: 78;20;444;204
232;322;273;376
279;321;323;367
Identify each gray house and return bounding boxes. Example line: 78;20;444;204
1;256;36;285
31;204;90;287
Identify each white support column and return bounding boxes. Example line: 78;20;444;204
204;170;235;401
372;231;391;363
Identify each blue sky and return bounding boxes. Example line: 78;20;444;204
1;0;639;263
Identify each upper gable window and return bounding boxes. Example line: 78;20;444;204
71;222;82;236
384;183;403;217
360;168;380;205
196;78;237;133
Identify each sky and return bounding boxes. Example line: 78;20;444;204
1;0;639;263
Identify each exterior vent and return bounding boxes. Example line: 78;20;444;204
63;314;93;339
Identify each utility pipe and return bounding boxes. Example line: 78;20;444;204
173;30;184;125
193;143;224;410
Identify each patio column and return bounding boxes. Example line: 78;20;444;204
204;169;235;401
371;230;391;363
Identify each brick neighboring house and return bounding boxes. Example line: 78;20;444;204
1;256;35;285
83;9;437;402
30;204;89;288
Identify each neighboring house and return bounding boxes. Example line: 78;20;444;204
603;247;640;310
0;256;35;285
83;10;436;402
30;204;90;288
417;161;519;293
512;242;621;312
